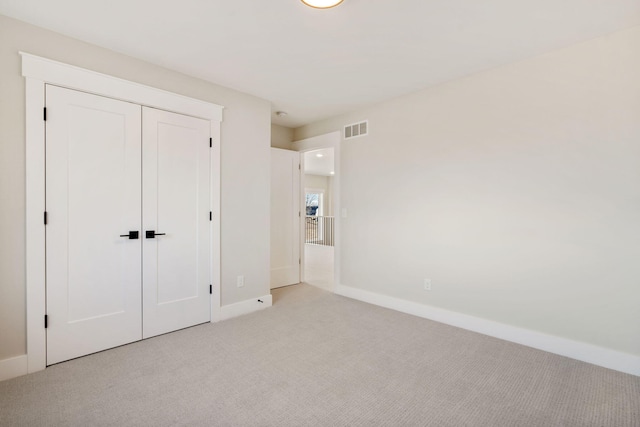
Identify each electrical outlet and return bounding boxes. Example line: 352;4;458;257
424;278;432;291
237;275;244;288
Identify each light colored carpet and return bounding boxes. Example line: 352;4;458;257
0;284;638;426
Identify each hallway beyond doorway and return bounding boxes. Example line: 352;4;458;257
304;244;333;292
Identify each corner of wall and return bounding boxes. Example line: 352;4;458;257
271;124;295;150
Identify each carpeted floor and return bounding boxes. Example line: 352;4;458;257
0;284;638;426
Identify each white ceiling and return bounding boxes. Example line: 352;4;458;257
304;148;334;176
1;0;639;128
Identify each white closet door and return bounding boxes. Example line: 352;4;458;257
45;85;142;365
142;107;211;338
270;148;301;288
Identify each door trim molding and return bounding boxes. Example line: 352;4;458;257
21;52;223;121
292;132;342;291
22;52;223;374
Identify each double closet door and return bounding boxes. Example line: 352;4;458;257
45;85;211;365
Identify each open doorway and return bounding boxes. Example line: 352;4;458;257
302;148;335;291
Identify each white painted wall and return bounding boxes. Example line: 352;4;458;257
0;14;271;362
294;26;640;357
271;124;294;150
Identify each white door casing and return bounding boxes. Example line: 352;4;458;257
45;85;143;365
292;132;342;293
24;53;223;374
142;107;211;338
270;148;301;289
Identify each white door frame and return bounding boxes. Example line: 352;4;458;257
292;132;341;291
23;53;223;373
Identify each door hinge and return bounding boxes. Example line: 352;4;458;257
209;211;212;221
209;138;212;148
43;107;47;121
299;163;301;170
299;258;301;265
44;211;48;225
299;211;301;217
44;315;48;329
209;285;213;294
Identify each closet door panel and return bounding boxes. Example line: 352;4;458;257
45;85;142;365
270;148;301;288
142;107;210;338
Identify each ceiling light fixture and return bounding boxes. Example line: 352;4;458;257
316;153;324;158
301;0;344;9
275;111;288;117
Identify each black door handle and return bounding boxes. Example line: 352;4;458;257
145;230;166;239
119;231;139;239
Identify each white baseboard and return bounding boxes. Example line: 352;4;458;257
219;294;273;321
0;355;28;382
335;284;640;377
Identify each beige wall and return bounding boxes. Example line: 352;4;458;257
295;26;640;356
271;124;294;150
0;15;271;361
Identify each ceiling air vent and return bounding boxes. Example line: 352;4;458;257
344;120;368;140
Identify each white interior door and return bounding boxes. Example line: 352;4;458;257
142;107;211;338
270;148;301;289
45;85;142;365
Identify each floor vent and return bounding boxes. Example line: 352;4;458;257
344;120;368;140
